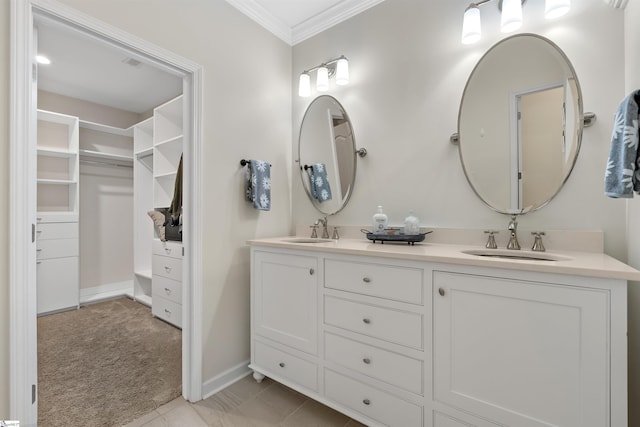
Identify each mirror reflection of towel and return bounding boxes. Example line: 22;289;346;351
309;163;332;202
245;160;271;211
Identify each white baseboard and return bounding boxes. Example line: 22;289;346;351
201;359;252;400
79;280;134;304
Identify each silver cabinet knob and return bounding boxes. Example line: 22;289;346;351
165;248;172;254
362;358;371;364
362;318;371;324
164;266;172;273
362;277;371;283
309;268;315;275
164;287;171;295
279;362;285;368
164;308;171;315
438;288;445;297
362;399;371;405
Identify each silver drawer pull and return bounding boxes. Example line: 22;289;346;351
362;318;371;324
36;261;42;265
164;287;171;295
36;230;42;233
439;288;445;297
36;249;42;252
362;399;371;406
164;308;171;315
362;358;371;364
164;266;172;273
309;268;315;275
362;277;371;283
278;362;285;368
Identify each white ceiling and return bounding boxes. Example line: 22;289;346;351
34;1;382;114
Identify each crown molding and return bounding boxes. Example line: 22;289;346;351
225;0;385;46
604;0;628;8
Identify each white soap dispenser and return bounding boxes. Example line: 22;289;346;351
403;210;420;235
372;205;388;234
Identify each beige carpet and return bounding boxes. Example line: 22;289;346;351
37;297;182;427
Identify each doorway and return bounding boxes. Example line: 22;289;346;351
10;0;204;424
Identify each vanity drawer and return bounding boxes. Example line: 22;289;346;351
152;255;182;281
152;275;182;305
324;332;423;395
152;296;182;328
153;239;182;259
325;369;422;427
254;340;318;392
36;222;78;240
36;238;78;260
325;259;423;305
324;296;423;349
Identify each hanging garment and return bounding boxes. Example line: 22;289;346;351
169;154;183;221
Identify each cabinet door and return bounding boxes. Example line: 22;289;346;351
37;257;79;314
253;251;318;354
433;271;609;427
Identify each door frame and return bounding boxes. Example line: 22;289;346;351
10;0;204;423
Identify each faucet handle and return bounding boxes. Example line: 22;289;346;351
531;231;546;252
332;227;340;240
484;230;499;249
310;225;318;239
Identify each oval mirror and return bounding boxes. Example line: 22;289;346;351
298;95;357;215
458;33;583;214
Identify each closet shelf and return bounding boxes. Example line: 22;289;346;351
79;149;133;164
154;171;178;180
79;119;134;137
135;270;153;280
135;147;154;159
37;148;76;158
155;134;183;148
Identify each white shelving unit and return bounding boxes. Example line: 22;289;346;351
133;117;154;306
37;110;80;219
36;109;80;314
153;95;183;209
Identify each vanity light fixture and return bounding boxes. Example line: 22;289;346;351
298;55;349;97
461;0;570;44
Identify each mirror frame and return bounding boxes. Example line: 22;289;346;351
297;95;357;216
457;33;584;215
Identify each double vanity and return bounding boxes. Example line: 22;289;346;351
248;235;639;427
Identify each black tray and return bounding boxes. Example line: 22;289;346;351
365;230;432;245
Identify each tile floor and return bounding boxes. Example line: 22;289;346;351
123;375;368;427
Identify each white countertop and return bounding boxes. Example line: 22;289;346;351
248;237;640;281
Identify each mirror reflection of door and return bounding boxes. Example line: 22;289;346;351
515;85;564;210
332;117;353;199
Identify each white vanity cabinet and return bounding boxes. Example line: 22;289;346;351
249;242;630;427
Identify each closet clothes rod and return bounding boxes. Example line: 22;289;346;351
79;158;133;169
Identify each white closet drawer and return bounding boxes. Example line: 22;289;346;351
153;239;182;259
36;222;78;240
254;340;318;392
36;238;78;260
152;275;182;304
325;259;423;305
36;256;78;314
324;332;423;395
152;296;182;328
152;255;182;281
324;296;423;350
325;369;422;427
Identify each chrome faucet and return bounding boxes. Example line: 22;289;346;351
315;216;329;239
506;215;520;250
531;231;546;252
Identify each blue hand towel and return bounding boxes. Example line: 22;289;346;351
245;160;271;210
605;90;640;198
309;163;332;202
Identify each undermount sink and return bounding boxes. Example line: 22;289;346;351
462;248;572;262
281;238;334;244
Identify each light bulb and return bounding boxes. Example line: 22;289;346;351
501;0;523;33
461;4;481;44
298;73;310;97
335;58;349;85
545;0;570;19
316;66;329;92
36;55;51;65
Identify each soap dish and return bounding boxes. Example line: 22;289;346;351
361;229;432;245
